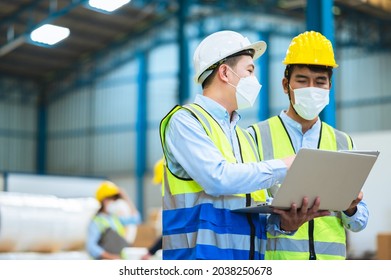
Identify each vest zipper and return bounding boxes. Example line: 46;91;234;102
240;126;255;260
308;219;317;260
245;193;255;259
308;122;322;260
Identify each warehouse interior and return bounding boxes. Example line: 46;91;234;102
0;0;391;260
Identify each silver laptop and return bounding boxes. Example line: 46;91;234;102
233;148;379;214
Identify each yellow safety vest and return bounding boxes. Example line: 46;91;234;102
160;103;267;259
249;116;353;260
93;214;126;238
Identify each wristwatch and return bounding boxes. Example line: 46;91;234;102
279;228;293;235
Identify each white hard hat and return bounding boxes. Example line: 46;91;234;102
193;30;267;84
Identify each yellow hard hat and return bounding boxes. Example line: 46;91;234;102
96;181;120;202
152;158;164;184
283;31;338;68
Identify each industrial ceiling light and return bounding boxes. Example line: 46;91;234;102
88;0;130;12
30;24;70;45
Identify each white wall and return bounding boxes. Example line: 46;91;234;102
109;173;161;221
347;130;391;258
4;173;104;198
337;50;391;133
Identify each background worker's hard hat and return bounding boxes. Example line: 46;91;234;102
283;31;338;68
152;158;164;184
193;30;267;84
96;181;120;202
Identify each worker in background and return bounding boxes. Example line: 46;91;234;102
141;158;163;260
248;31;369;260
86;181;141;260
159;30;330;260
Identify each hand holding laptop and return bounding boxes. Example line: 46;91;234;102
233;148;379;214
343;191;364;216
275;191;364;232
273;196;331;232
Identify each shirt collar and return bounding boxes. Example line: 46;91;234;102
194;94;241;125
279;110;321;134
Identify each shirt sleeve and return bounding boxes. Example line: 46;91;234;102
119;212;141;225
341;200;369;232
85;220;104;259
266;214;297;236
164;110;287;196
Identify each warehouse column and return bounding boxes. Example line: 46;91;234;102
136;51;147;218
257;31;270;121
177;0;189;105
37;92;47;174
306;0;336;127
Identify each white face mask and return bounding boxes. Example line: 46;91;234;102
227;68;262;110
291;86;330;120
106;199;130;216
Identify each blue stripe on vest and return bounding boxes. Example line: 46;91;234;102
163;203;262;236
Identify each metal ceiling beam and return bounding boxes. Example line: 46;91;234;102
47;4;177;103
4;0;388;101
0;36;26;57
0;0;89;58
334;6;391;50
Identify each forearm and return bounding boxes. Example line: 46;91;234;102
165;113;287;196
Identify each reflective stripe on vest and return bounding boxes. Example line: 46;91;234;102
160;104;267;259
249;116;353;260
93;215;126;238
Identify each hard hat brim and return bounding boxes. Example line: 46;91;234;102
195;40;267;84
283;61;339;68
250;41;267;61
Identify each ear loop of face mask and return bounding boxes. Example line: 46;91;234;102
287;83;300;117
226;67;242;89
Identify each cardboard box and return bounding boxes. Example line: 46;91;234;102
368;0;383;7
381;0;391;12
377;232;391;259
132;224;158;248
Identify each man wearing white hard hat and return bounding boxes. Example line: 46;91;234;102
159;30;328;260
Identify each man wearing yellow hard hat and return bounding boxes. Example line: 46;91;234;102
248;31;369;260
86;181;141;259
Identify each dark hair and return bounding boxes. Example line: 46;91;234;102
96;194;120;214
284;64;333;82
201;49;255;89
